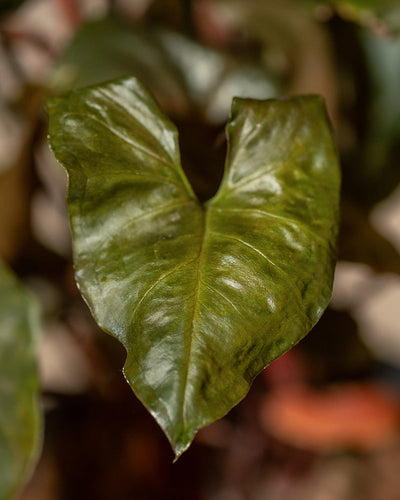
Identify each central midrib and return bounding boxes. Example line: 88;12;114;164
180;202;211;428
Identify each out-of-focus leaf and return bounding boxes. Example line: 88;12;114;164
358;31;400;201
306;0;398;12
51;16;279;123
50;17;189;117
155;29;278;123
47;77;340;457
0;261;41;499
208;0;338;121
304;0;400;30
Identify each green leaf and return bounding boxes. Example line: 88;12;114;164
47;77;340;458
303;0;398;13
302;0;400;33
50;17;189;116
358;31;400;201
0;261;41;499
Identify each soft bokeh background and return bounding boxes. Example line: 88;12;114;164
1;0;400;498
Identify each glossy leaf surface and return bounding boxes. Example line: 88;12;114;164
47;77;340;457
0;262;41;499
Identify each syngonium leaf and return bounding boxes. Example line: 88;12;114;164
47;77;340;458
0;261;41;499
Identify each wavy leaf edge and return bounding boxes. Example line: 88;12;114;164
47;76;340;458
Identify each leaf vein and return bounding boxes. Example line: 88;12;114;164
213;207;325;244
204;283;242;316
209;231;307;314
130;258;198;327
64;111;176;171
125;199;195;226
181;208;207;427
98;86;179;168
224;168;276;196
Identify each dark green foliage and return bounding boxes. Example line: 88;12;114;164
47;77;340;457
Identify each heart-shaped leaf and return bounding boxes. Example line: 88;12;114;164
0;261;41;499
47;77;340;457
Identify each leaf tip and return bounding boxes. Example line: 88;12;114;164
164;420;199;462
172;436;194;462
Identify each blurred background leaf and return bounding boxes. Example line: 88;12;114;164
51;15;279;123
0;260;41;500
